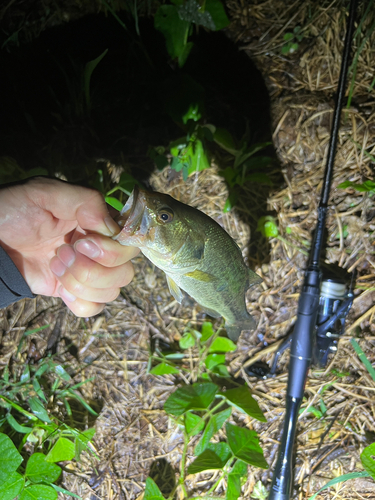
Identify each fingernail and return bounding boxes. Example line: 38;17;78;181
104;216;120;236
58;286;76;303
57;245;76;267
50;257;67;277
75;239;101;259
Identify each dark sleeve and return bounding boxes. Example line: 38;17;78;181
0;246;35;308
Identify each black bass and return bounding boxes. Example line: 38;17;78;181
114;186;261;341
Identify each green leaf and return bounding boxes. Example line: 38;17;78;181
0;433;23;474
178;0;215;29
28;397;51;422
351;339;375;383
257;216;279;238
200;322;215;342
0;470;24;500
227;471;242;500
185;412;205;436
195;407;232;456
150;363;180;376
361;443;375;479
250;480;268;500
205;354;225;370
164;383;218;416
21;365;30;383
212;364;230;377
209;337;236;353
186;139;210;176
214;127;237;154
179;331;196;349
54;364;71;381
143;477;166;500
19;484;58;500
50;483;82;498
84;49;108;111
223;192;239;213
219;386;267;422
205;0;230;30
154;5;190;61
283;33;294;41
45;437;75;463
337;180;375;192
6;413;33;433
32;378;47;403
207;442;232;462
307;471;370;500
25;453;61;483
187;448;231;474
226;424;268;469
105;197;124;212
75;428;95;461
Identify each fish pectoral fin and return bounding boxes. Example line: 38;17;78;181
166;275;184;304
183;270;217;282
225;315;257;342
197;303;221;319
248;269;263;288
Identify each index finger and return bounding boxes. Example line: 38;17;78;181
74;234;140;267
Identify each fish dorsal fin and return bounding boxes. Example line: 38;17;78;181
248;269;263;288
166;275;184;304
184;269;216;282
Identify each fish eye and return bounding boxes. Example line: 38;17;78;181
157;208;174;223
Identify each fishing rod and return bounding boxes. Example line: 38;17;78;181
268;1;357;499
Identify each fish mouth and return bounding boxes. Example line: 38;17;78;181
113;185;149;245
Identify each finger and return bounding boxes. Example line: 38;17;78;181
28;177;121;237
74;235;140;267
58;286;106;317
50;245;135;289
52;266;121;302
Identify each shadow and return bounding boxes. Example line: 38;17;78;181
149;458;176;498
0;11;282;264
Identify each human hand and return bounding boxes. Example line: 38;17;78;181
0;177;139;316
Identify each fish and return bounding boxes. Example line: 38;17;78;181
113;186;262;341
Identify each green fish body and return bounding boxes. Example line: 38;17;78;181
114;187;261;341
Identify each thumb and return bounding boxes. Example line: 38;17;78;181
32;178;121;236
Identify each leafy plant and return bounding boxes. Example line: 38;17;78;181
281;26;304;54
257;215;309;256
338;179;375;194
146;322;268;499
154;0;230;67
0;341;97;500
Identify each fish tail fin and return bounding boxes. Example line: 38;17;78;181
225;314;257;342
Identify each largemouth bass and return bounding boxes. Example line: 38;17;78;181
114;186;261;341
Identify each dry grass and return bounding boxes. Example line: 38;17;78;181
1;1;375;499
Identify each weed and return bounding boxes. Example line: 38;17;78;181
146;322;268;499
257;215;309;256
0;328;97;499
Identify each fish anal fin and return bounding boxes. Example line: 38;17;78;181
166;275;184;304
225;314;257;342
184;270;217;282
